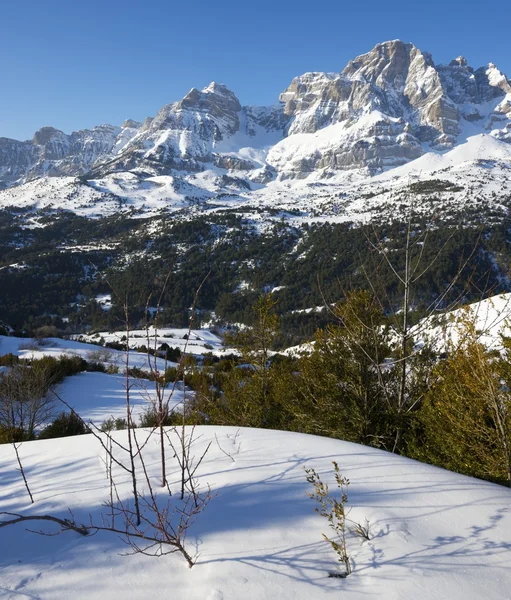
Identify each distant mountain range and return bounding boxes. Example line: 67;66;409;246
0;39;510;225
1;40;510;187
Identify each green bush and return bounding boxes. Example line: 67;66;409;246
127;366;151;380
139;407;181;428
38;412;89;439
0;353;19;367
0;425;25;444
159;344;181;362
30;354;87;386
86;360;107;373
100;416;127;431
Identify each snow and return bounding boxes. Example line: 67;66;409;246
375;133;511;180
54;371;185;424
1;125;510;228
214;108;285;158
0;329;233;426
267;110;406;176
95;294;112;311
79;326;227;357
0;427;510;599
0;335;175;372
416;292;511;352
487;63;509;89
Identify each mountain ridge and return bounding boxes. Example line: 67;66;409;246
0;39;509;221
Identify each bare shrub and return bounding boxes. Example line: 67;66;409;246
305;461;352;577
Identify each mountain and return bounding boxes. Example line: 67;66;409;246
1;40;509;193
1;41;511;334
0;83;289;189
270;41;511;177
86;82;289;182
0;123;140;189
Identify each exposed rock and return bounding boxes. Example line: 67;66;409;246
269;40;511;177
122;119;142;129
0;41;510;188
214;155;256;171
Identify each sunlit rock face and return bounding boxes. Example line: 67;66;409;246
269;40;511;177
1;40;510;187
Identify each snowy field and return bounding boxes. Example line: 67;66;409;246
0;427;510;599
55;371;186;424
0;334;195;425
1;326;231;372
78;326;229;357
0;335;174;372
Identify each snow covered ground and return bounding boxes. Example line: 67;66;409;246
78;326;228;357
55;371;185;424
0;427;510;599
0;335;174;372
1;326;230;372
414;292;511;352
1;132;510;228
0;334;193;425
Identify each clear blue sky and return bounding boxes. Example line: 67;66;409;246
2;0;509;141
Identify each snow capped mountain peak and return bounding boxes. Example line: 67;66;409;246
486;63;511;93
267;40;511;178
202;81;237;97
0;40;510;195
449;55;469;68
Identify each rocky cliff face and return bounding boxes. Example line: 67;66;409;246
91;83;290;178
1;40;510;188
268;40;511;177
0;123;137;187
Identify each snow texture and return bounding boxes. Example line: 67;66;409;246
0;427;510;599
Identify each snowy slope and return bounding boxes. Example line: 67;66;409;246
415;292;511;352
77;326;227;357
0;335;174;372
0;330;231;425
1;131;510;226
0;427;510;599
54;371;185;424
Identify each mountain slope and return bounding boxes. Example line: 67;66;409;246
270;40;511;177
1;131;509;225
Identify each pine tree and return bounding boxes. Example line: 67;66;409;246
218;294;292;429
418;320;511;486
292;290;393;446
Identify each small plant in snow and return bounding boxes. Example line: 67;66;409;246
305;461;352;577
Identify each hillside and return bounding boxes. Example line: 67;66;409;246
1;427;510;599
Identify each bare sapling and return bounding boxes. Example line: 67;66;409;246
141;268;211;489
143;267;173;487
49;390;212;567
12;441;34;504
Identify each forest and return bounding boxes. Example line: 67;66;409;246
1;212;510;488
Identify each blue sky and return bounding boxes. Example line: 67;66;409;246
2;0;510;141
